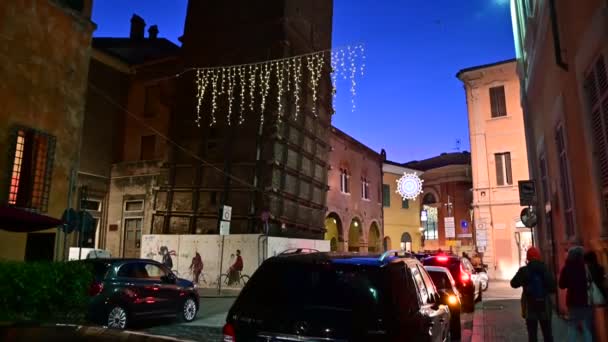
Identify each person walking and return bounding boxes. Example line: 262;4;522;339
559;246;593;342
584;250;607;341
510;246;556;342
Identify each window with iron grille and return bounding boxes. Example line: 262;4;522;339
489;86;507;118
361;177;370;200
7;127;56;212
583;54;608;235
494;152;513;186
555;125;575;238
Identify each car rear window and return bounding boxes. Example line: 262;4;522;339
234;261;386;315
423;258;459;279
428;270;451;290
79;260;111;280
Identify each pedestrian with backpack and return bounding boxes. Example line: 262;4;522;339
560;246;594;342
511;246;556;342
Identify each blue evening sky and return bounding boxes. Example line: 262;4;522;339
91;0;515;163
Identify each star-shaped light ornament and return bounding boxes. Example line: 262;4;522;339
396;172;424;200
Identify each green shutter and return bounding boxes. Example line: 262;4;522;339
402;199;409;209
382;184;390;207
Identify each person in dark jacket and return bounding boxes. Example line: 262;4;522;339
511;246;556;342
559;246;593;342
584;250;607;299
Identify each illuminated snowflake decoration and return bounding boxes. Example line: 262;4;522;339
396;172;424;200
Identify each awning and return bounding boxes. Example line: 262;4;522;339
0;205;63;233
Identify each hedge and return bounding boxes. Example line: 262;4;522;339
0;261;93;323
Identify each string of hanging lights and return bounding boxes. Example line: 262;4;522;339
192;44;366;127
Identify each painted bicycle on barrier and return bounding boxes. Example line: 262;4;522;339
217;249;249;287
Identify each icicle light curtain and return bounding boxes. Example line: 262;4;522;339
193;44;366;127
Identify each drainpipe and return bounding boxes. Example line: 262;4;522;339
548;0;568;71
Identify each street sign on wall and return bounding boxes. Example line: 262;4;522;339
219;221;230;235
518;180;536;206
445;217;455;238
222;205;232;221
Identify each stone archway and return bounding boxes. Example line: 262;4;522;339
368;222;381;253
348;218;362;252
324;213;342;252
401;232;413;252
383;236;392;251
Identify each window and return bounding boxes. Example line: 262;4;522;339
144;263;168;279
555;125;575;238
7;128;56;212
361;177;370;200
423;205;438;240
82;199;101;248
495;152;513;186
144;85;160;118
382;184;391;207
489;86;507;118
410;266;429;305
584;54;608;235
140;135;156;160
123;199;144;258
125;200;144;212
340;168;350;193
402;199;409;209
118;262;148;278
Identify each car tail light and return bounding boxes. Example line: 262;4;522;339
437;256;449;262
88;281;104;296
460;264;470;283
223;323;236;342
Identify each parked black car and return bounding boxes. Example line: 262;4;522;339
424;266;462;340
223;251;451;341
80;259;199;329
421;254;481;312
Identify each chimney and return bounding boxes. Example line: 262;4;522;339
148;25;159;39
130;14;145;40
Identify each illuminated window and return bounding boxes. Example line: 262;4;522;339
8;128;56;212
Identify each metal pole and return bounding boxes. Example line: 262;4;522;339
218;235;225;296
63;168;76;261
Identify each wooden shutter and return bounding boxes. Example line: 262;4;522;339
382;184;390;207
490;86;507;117
495;153;505;185
585;57;608;188
505;152;513;185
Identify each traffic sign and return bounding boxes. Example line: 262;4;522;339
445;217;455;238
222;205;232;221
518;180;536;206
219;220;230;235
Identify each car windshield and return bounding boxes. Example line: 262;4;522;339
235;261;386;314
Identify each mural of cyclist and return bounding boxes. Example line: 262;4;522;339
158;246;176;269
228;249;243;285
189;252;204;284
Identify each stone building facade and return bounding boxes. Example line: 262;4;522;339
325;127;383;252
511;0;608;329
79;14;180;257
0;0;95;261
405;152;474;255
458;59;532;280
151;0;334;240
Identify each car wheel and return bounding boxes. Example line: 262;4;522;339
107;305;128;329
481;280;488;292
451;312;461;340
180;297;198;322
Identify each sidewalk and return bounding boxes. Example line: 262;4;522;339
472;281;570;341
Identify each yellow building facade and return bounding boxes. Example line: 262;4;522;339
382;162;423;252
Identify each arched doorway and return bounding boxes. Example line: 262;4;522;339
368;222;381;253
348;218;362;252
401;232;412;252
324;213;342;252
383;236;392;251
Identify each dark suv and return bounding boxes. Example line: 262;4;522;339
80;259;199;329
421;254;481;312
223;251;451;341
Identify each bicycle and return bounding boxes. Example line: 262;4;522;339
217;271;250;287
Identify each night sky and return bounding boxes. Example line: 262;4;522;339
92;0;515;162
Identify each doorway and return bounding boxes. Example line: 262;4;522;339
25;233;55;261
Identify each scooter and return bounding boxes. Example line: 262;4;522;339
475;264;489;291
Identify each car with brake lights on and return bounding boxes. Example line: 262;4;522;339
223;249;452;341
424;265;462;340
421;254;481;312
79;258;199;329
